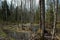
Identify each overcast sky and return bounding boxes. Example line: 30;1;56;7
7;0;47;4
7;0;39;4
0;0;48;10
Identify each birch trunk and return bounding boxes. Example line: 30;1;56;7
52;0;58;40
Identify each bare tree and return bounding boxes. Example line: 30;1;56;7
24;0;26;24
16;0;20;29
39;0;42;37
2;0;10;24
52;0;58;40
40;0;45;40
30;0;34;29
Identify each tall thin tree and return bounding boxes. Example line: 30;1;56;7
40;0;45;40
52;0;58;40
39;0;42;37
30;0;34;29
2;0;10;24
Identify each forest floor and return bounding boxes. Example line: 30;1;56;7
0;22;60;40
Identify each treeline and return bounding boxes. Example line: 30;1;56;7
0;0;40;23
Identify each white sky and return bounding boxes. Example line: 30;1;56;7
1;0;47;5
7;0;40;4
6;0;47;9
7;0;47;5
7;0;11;4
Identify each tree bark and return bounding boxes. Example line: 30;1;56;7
40;0;45;40
52;0;58;40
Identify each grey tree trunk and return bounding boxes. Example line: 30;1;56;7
39;0;42;37
30;0;34;29
5;0;8;25
24;0;26;24
40;0;45;40
17;1;20;29
21;0;23;28
52;0;58;40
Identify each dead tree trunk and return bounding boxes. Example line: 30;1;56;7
52;0;58;40
30;0;34;30
40;0;45;40
21;0;23;30
39;0;42;38
17;0;20;29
